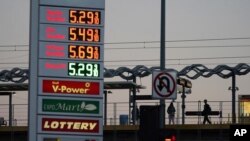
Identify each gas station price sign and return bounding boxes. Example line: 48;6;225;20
69;27;100;42
40;6;104;26
68;45;100;60
30;0;104;141
40;24;104;43
39;42;103;61
69;9;100;25
39;59;103;79
68;62;100;77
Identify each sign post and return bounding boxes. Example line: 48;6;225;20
29;1;105;141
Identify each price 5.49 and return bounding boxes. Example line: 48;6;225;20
69;27;100;42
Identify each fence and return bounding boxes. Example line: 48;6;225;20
0;104;28;126
106;101;235;125
0;100;249;126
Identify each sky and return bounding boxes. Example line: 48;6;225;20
1;0;250;111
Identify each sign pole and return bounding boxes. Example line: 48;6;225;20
160;0;166;128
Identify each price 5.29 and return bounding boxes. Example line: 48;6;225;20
69;10;100;25
68;62;100;77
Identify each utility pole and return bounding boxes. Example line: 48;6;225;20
159;0;166;128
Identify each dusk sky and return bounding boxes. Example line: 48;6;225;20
1;0;250;106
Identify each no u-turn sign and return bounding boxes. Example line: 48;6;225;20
152;70;177;99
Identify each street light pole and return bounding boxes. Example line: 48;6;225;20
104;90;112;126
9;93;12;126
231;73;237;124
181;86;186;125
228;73;238;124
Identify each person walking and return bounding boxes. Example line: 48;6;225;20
202;99;212;124
167;102;176;125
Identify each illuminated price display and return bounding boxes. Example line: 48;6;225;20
39;42;102;61
69;9;100;25
40;6;104;26
40;24;103;43
69;27;100;42
68;45;100;60
39;59;103;79
68;62;100;77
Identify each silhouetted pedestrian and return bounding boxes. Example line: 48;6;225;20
167;102;176;125
202;99;212;124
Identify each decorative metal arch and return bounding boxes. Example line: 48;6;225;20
0;63;250;83
104;66;177;80
104;63;250;80
0;67;29;83
178;63;250;79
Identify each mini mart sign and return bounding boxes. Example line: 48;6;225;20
38;97;102;116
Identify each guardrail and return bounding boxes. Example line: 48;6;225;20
0;101;250;126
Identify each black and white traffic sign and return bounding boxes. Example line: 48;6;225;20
152;70;177;99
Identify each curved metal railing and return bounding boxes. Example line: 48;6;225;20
0;63;250;83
